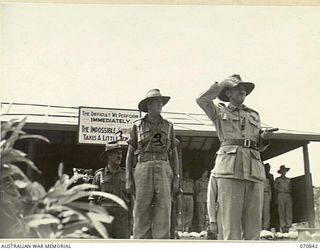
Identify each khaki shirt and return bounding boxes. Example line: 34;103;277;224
90;166;129;205
195;178;209;202
127;114;176;154
263;178;271;192
182;178;194;194
274;176;291;193
196;83;269;182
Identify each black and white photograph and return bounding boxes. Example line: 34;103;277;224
1;0;320;244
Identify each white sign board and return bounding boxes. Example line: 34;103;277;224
78;107;140;145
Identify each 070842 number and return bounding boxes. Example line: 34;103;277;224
300;244;318;248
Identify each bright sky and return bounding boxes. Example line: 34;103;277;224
1;3;320;185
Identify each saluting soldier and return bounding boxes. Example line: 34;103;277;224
196;74;276;240
195;169;209;232
274;165;292;233
182;171;194;232
89;141;130;239
126;89;179;239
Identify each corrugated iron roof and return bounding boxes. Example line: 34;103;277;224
1;102;320;142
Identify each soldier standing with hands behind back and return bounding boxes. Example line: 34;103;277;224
181;171;194;233
196;74;277;240
195;169;209;232
89;141;130;239
126;89;179;239
274;165;292;233
262;163;274;231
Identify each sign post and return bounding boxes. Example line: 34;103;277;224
78;107;140;145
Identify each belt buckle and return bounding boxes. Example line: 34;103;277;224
243;139;251;148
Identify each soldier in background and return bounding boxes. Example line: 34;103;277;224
274;165;292;233
195;169;209;232
182;171;194;232
262;163;274;231
89;141;131;239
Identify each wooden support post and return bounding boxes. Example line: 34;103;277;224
302;143;315;228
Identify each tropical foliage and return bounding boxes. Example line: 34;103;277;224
0;118;127;238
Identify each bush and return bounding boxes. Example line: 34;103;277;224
0;118;127;238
